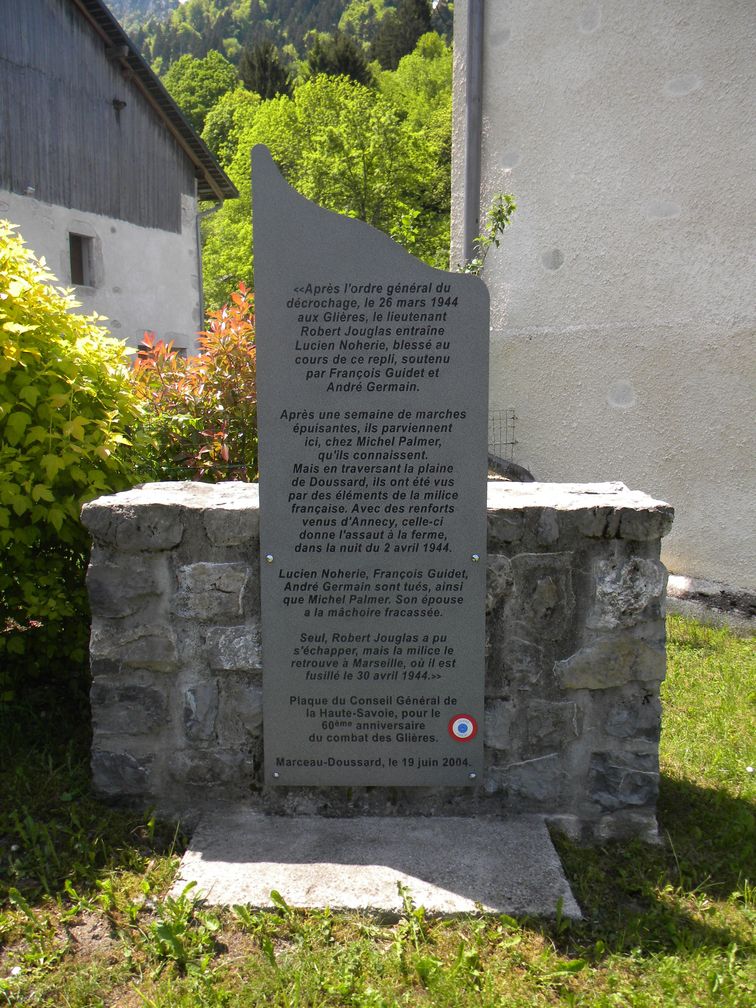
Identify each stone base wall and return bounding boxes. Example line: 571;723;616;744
82;481;673;841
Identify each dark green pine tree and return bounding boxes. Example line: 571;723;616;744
306;32;373;86
371;0;432;70
239;40;292;99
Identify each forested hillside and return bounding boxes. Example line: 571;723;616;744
108;0;179;31
111;1;456;309
116;0;452;72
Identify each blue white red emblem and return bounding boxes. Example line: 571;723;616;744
448;715;478;741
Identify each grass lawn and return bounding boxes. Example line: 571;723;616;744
0;615;753;1006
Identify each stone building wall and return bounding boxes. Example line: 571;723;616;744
2;190;202;352
451;0;754;592
82;480;673;841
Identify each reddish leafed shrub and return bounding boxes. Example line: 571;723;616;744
131;284;258;482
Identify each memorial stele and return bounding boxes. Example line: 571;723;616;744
252;145;490;788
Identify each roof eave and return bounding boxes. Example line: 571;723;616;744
70;0;238;202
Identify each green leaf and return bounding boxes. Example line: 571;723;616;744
19;384;40;406
3;411;30;445
62;416;88;440
41;454;64;481
10;495;29;516
552;958;588;975
25;424;48;443
2;320;36;334
7;278;31;299
47;506;65;532
269;889;290;912
31;484;54;503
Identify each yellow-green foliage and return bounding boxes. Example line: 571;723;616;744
0;221;142;690
201;70;450;308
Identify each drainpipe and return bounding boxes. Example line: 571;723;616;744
463;0;485;264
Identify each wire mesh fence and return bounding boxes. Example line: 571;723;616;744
488;408;517;461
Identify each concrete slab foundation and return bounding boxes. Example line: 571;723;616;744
173;810;581;919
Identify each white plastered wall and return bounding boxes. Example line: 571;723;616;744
0;190;202;353
452;0;756;591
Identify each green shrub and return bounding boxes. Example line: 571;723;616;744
0;221;143;697
131;283;258;482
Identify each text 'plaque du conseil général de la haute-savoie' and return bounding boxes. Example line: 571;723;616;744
252;145;489;787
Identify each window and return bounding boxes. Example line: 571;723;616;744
69;233;94;286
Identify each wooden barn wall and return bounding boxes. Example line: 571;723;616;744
0;0;197;232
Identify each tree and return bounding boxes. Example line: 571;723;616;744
430;0;453;42
305;31;373;86
371;0;431;70
378;30;450;129
239;40;292;99
378;32;452;245
338;0;390;47
202;87;261;167
201;73;447;307
126;0;388;73
162;50;239;132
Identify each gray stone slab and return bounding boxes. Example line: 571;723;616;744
172;810;581;919
251;145;490;788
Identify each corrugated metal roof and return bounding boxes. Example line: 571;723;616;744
70;0;238;201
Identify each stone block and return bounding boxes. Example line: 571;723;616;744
547;810;660;844
184;682;219;742
206;625;261;671
114;506;184;551
80;502;116;545
485;555;512;615
204;508;260;547
174;563;250;621
487;510;524;547
535;509;560;545
590;810;661;844
526;700;582;753
484;699;516;750
90;657;121;679
92;750;152;796
510;553;575;641
90;682;167;735
489;753;565;803
588;554;667;629
604;686;662;740
555;636;666;690
172;749;254;787
574;506;616;539
90;622;178;671
86;557;160;618
501;635;545;687
218;678;263;746
82;499;184;551
618;506;674;542
589;751;659;810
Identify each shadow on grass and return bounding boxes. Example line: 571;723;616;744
658;774;755;895
0;697;184;908
549;772;755;960
2;693;753;970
